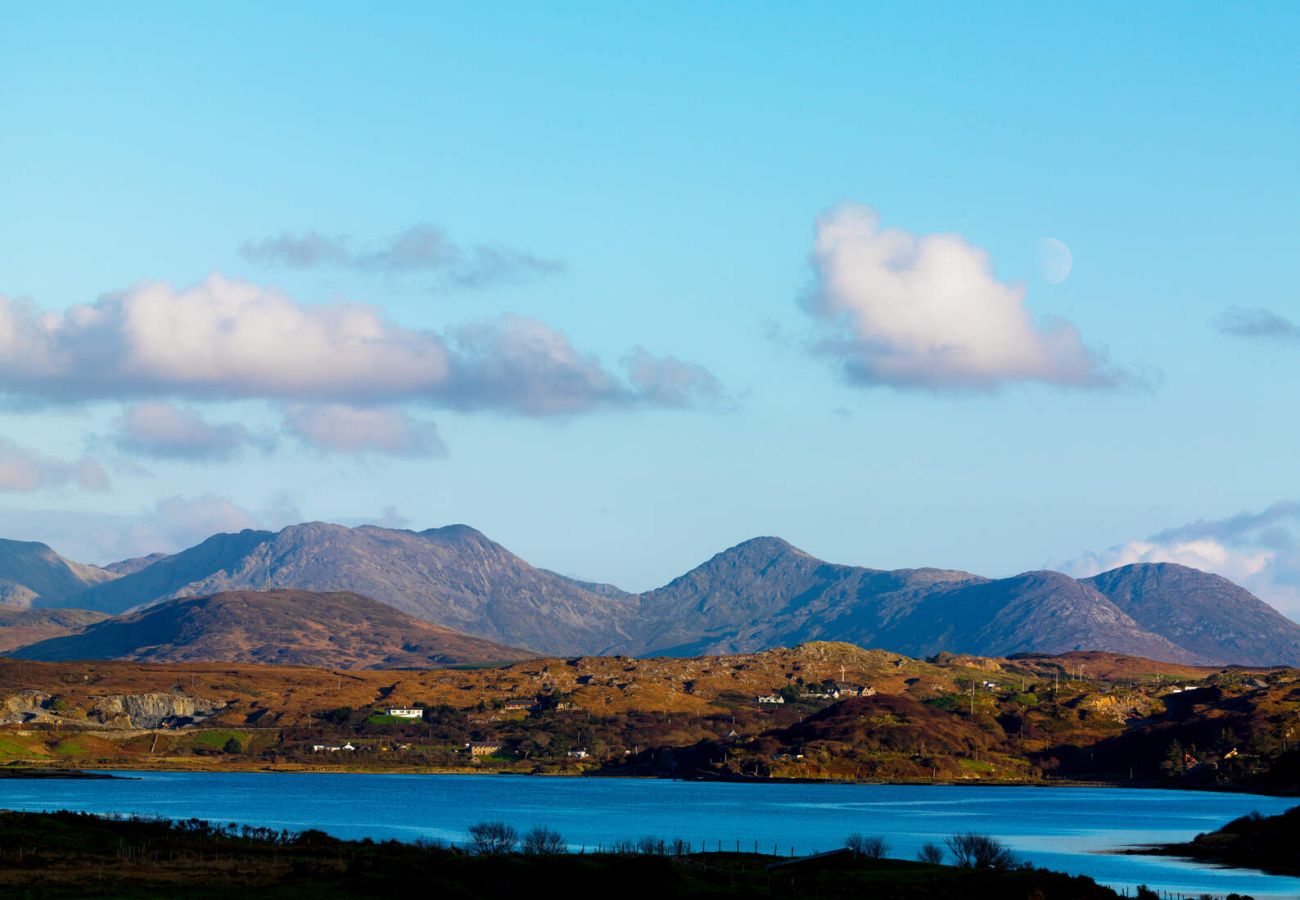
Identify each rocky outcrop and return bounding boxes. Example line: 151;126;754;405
90;693;225;728
0;689;51;724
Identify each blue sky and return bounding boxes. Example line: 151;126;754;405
1;4;1298;612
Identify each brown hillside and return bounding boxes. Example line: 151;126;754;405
0;608;108;653
11;590;527;669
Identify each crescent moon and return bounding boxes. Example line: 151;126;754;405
1038;238;1073;285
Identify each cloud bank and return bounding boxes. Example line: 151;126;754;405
111;402;267;461
282;404;446;457
0;274;722;415
239;224;562;288
1060;502;1300;617
1214;307;1300;340
0;439;109;493
803;205;1121;390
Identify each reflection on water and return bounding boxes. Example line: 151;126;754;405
2;773;1296;899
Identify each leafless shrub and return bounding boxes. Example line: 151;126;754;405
521;826;566;854
637;835;668;855
467;821;518;855
916;841;944;864
845;833;889;858
944;832;1016;870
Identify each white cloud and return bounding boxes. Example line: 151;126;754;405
0;274;451;403
0;438;108;493
282;404;446;457
111;401;266;460
803;205;1121;390
0;274;721;415
1059;502;1300;617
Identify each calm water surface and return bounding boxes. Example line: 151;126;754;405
4;773;1297;899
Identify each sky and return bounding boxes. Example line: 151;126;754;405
1;4;1298;614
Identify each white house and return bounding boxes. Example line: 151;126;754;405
386;708;424;719
757;694;785;704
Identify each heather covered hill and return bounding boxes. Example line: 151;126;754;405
12;589;528;668
60;523;636;655
0;607;108;653
0;539;118;608
3;643;1297;794
1084;563;1300;666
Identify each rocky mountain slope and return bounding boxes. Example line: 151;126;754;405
12;589;528;668
1084;562;1300;666
56;524;636;655
621;539;1202;662
0;539;118;608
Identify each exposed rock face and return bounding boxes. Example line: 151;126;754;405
1075;692;1160;725
90;693;225;729
0;689;52;725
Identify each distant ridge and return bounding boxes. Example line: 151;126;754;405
0;539;118;608
3;523;1297;666
12;589;529;669
52;523;634;655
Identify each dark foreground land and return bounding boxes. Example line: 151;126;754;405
1143;804;1300;877
0;810;1131;900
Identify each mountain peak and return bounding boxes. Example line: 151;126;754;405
720;536;809;561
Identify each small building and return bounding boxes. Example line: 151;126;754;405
386;708;424;719
568;748;590;759
757;694;785;704
503;702;532;711
800;690;839;700
466;741;503;757
835;684;875;698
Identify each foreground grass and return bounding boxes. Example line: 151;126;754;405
0;810;1125;900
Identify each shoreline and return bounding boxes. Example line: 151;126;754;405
7;761;1295;798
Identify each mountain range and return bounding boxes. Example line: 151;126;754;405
0;522;1298;667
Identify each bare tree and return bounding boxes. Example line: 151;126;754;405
944;833;1016;870
637;835;668;855
845;833;889;859
467;821;518;855
521;826;566;855
917;842;944;864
